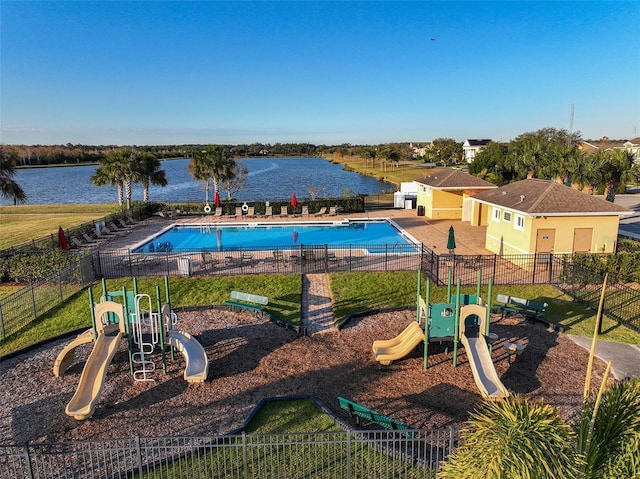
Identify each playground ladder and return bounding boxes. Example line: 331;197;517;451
131;294;160;382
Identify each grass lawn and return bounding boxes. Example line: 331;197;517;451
1;272;638;358
0;203;122;249
324;154;432;186
0;275;302;357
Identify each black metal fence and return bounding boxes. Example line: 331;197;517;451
93;243;424;278
0;428;459;479
0;255;95;342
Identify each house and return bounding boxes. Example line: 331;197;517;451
469;179;631;256
578;137;640;162
414;169;497;220
463;139;492;163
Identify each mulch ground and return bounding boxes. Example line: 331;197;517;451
0;308;607;444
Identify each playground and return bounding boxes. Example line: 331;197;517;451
0;289;609;444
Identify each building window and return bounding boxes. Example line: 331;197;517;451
515;214;525;231
492;207;501;222
503;211;511;222
426;187;431;197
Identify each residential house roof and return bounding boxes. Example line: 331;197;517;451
414;169;497;190
472;179;631;216
464;139;492;147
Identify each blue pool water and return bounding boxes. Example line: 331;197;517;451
133;220;418;253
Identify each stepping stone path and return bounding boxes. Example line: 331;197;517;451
301;274;334;334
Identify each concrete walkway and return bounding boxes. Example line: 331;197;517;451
301;274;335;335
568;335;640;380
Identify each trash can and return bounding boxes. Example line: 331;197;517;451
178;257;192;277
417;205;425;216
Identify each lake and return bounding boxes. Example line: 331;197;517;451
1;157;396;205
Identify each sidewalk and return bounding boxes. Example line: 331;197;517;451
567;335;640;380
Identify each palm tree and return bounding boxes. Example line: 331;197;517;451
439;395;579;479
440;379;640;479
91;147;140;208
577;378;640;478
187;145;235;204
0;147;27;205
136;153;168;202
594;149;640;202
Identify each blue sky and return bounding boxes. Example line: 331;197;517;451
1;1;639;146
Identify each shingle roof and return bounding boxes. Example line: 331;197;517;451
472;179;630;215
414;169;496;189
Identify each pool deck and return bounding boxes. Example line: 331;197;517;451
99;208;491;256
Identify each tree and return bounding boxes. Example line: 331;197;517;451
507;128;575;180
439;395;580;479
136;153;168;202
423;138;462;166
593;149;640;202
92;150;125;206
440;379;640;479
220;160;248;200
0;146;27;205
468;142;510;184
187;145;235;204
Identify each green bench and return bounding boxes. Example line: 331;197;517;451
225;291;269;317
338;397;414;437
493;294;548;320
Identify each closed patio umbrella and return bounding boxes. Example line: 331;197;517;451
214;190;221;206
58;226;69;250
447;226;456;254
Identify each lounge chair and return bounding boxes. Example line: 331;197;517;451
200;252;219;271
272;250;287;268
247;206;256;218
214;207;223;217
235;206;243;217
329;206;338;216
70;236;93;249
301;205;309;216
279;206;288;217
240;252;254;267
265;206;273;217
109;221;128;232
82;232;106;244
102;223;126;236
117;218;134;229
125;215;139;225
314;207;327;217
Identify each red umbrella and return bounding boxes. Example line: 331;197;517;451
58;226;69;250
214;190;221;206
291;193;298;208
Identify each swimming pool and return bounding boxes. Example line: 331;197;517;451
132;220;419;254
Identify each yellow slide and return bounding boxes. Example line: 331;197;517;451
167;330;209;383
460;334;510;399
53;329;94;377
373;321;425;365
65;301;126;420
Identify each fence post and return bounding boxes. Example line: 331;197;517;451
449;426;456;455
548;253;554;284
23;442;34;479
30;283;37;321
58;268;63;302
346;432;351;479
135;435;144;478
242;432;248;479
0;302;5;341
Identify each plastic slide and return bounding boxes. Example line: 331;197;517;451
65;324;123;420
373;322;425;365
459;333;510;399
167;330;209;383
53;329;94;377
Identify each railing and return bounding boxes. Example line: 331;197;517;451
0;255;95;342
0;428;459;479
93;243;424;278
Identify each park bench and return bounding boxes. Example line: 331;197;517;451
493;294;548;320
225;291;269;317
337;397;414;437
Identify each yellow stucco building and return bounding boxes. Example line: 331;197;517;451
470;179;630;255
414;169;496;220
